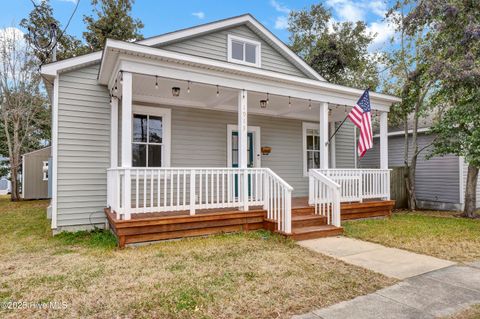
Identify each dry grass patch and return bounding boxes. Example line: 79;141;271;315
344;210;480;262
0;196;394;318
445;304;480;319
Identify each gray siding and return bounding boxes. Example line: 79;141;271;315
334;121;356;168
57;64;110;228
164;106;309;196
361;134;460;205
22;147;51;199
159;25;311;79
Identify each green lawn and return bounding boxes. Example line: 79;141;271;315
344;210;480;262
0;196;394;319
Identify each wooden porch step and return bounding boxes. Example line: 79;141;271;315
292;206;315;216
292;214;327;228
290;225;343;241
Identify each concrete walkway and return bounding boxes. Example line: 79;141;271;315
298;237;455;279
294;265;480;319
295;237;480;319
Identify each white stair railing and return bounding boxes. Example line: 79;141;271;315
317;169;390;202
309;170;341;227
263;168;293;234
106;167;293;233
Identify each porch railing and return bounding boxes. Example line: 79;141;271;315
106;167;293;233
312;169;391;202
308;170;341;227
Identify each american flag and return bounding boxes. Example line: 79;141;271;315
347;89;373;158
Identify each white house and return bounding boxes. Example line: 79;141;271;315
41;14;400;247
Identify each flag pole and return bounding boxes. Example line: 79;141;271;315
325;87;370;146
326;114;349;145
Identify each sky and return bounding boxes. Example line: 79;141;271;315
0;0;397;53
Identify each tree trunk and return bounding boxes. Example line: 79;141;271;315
464;164;478;218
10;166;19;201
407;153;418;210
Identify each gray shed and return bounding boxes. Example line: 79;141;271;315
22;147;51;200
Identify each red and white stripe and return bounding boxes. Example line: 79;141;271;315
348;105;373;158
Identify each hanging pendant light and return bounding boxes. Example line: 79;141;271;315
260;99;268;108
216;85;220;97
187;81;191;94
288;96;291;107
172;87;181;97
119;71;123;84
266;92;269;104
155;76;159;90
308;99;312;110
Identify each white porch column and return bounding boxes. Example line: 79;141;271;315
379;111;389;170
319;102;329;169
121;72;132;220
110;96;118;168
329;121;336;168
238;90;248;211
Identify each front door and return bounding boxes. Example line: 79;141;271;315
231;131;254;197
231;131;254;169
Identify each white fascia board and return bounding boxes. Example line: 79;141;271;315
100;39;401;109
138;14;325;82
139;15;249;46
40;51;103;77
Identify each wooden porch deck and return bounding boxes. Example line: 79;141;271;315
106;197;395;247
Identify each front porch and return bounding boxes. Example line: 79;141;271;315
106;194;394;247
101;39;395;246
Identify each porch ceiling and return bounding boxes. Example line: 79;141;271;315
131;73;350;122
100;39;401;113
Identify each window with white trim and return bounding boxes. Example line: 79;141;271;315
42;161;48;181
227;35;261;67
132;106;171;167
303;122;320;176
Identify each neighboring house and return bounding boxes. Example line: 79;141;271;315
0;156;11;195
21;147;52;200
361;128;474;211
0;178;11;195
41;14;400;244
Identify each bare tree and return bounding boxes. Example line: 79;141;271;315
0;27;49;201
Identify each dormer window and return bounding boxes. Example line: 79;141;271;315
227;35;261;67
